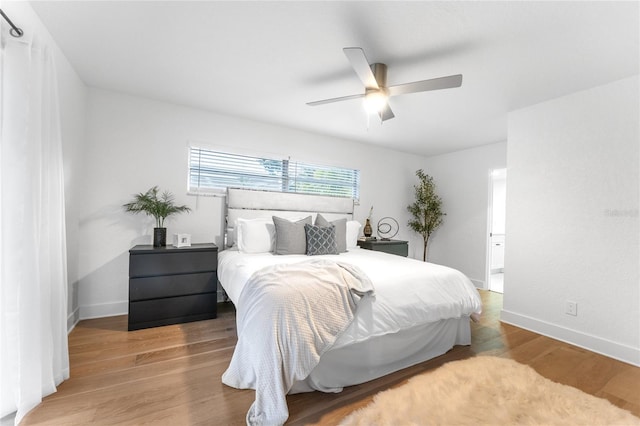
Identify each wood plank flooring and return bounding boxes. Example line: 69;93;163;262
22;291;640;425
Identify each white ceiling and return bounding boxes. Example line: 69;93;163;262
30;1;639;157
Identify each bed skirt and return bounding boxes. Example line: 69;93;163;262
290;316;471;394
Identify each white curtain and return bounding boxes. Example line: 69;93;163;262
0;19;70;425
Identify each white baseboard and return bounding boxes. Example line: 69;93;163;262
79;301;128;320
470;278;485;289
1;412;16;426
67;308;79;333
501;309;640;367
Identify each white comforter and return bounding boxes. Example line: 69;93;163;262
219;248;482;350
222;259;375;426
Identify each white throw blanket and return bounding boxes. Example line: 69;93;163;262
222;260;375;426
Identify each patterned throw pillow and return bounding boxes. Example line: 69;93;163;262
304;224;338;256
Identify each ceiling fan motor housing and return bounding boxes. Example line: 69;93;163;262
365;63;390;113
370;63;388;88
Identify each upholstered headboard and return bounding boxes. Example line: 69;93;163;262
225;188;354;248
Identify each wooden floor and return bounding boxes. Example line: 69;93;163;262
23;291;640;425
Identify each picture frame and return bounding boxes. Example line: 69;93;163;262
172;233;191;248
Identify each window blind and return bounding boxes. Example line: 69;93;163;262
189;147;360;201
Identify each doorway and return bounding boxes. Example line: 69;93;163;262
487;169;506;293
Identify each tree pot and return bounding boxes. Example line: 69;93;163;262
153;227;167;247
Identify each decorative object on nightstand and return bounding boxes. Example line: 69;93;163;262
357;239;408;257
377;217;399;240
363;205;374;237
407;169;445;261
123;186;191;247
128;243;218;331
173;233;191;248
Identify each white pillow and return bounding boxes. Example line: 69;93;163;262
346;220;362;249
236;218;275;253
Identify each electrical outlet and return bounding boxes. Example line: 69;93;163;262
565;301;578;316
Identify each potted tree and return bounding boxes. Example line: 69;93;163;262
123;186;191;247
407;170;445;261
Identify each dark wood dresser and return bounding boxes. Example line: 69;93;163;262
128;243;218;331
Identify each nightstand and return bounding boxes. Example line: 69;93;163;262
128;243;218;331
357;239;408;257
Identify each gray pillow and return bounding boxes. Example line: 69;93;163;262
273;216;312;255
304;223;338;256
315;214;347;253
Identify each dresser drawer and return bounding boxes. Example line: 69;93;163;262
129;272;216;301
372;243;408;257
128;293;217;330
357;239;409;257
129;250;217;278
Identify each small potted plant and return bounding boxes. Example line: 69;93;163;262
123;186;191;247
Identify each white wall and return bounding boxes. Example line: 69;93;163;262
57;35;87;332
78;88;428;318
503;76;639;366
419;142;507;287
2;2;88;331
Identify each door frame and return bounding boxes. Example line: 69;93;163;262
485;168;507;292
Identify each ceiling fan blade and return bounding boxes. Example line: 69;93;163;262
306;93;364;106
388;74;462;97
343;47;379;89
379;103;395;121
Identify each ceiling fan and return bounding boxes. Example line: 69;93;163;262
307;47;463;122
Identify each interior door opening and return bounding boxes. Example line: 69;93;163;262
487;169;507;293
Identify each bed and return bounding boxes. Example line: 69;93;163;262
218;188;482;425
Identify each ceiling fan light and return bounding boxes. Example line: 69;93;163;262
364;90;388;114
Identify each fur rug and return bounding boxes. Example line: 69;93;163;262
340;356;640;426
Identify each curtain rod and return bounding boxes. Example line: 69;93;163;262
0;8;24;38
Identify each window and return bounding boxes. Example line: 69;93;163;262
188;147;360;201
